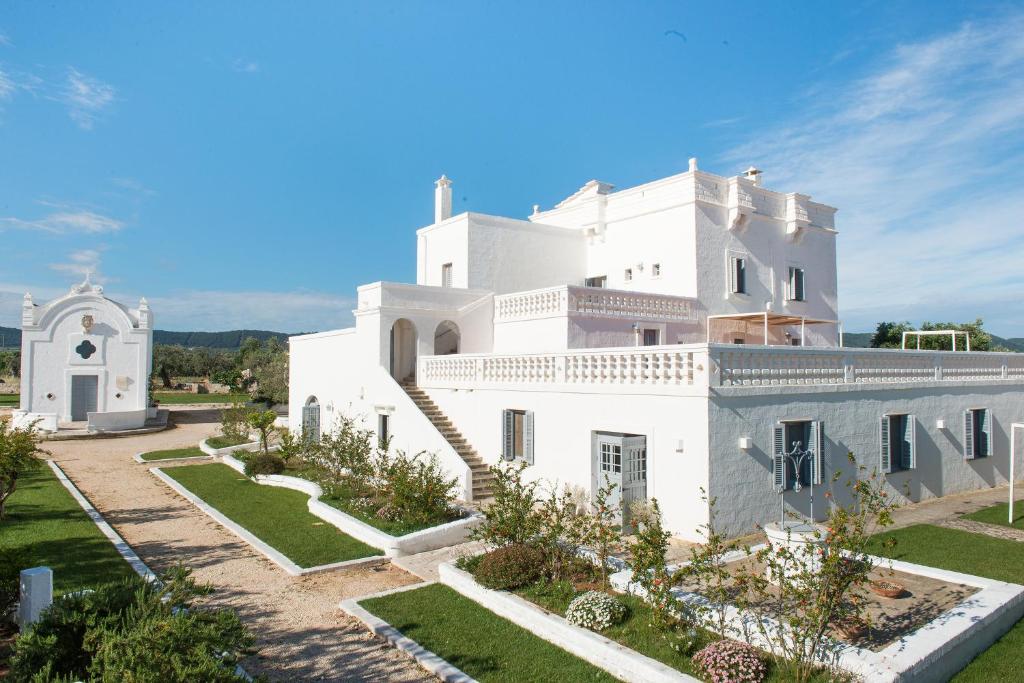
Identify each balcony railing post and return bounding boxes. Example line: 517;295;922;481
843;355;854;383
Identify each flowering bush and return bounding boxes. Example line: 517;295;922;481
474;544;545;590
693;639;767;683
565;591;627;631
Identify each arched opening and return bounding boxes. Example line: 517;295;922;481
390;318;418;382
302;396;321;443
434;320;461;356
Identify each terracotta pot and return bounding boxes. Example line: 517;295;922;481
834;617;867;639
870;580;905;598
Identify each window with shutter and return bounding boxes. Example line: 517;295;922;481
377;414;389;448
441;263;453;288
808;421;824;485
502;409;533;463
881;414;916;472
502;409;514;461
772;424;786;493
788;267;806;301
524;411;535;465
963;409;976;460
879;415;892;474
905;415;917;469
979;409;993;457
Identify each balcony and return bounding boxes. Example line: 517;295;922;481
494;285;697;323
417;344;1024;395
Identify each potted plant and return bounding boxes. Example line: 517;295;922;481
869;579;905;598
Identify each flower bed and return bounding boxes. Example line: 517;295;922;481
220;453;481;557
198;437;267;457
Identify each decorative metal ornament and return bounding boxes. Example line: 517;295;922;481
81;314;95;333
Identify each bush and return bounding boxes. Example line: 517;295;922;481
375;450;458;527
471;461;543;548
0;546;29;616
220;406;253;444
565;590;627;631
693;639;767;683
10;567;253;682
244;453;285;477
473;544;544;590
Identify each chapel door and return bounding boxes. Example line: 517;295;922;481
71;375;98;421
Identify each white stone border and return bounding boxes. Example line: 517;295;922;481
47;460;157;582
149;466;387;576
438;561;699;683
198;437;272;457
220;453;482;558
615;548;1024;683
340;582;477;683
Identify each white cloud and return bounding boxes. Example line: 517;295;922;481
1;204;124;234
231;58;259;74
0;68;13;101
49;249;105;282
0;31;10;47
721;14;1024;336
59;67;115;129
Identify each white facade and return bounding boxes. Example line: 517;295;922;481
291;164;1024;540
14;278;154;433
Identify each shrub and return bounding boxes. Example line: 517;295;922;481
471;461;543;548
312;415;377;487
0;417;45;519
246;409;277;455
0;546;30;616
10;567;253;682
565;591;627;631
473;544;544;590
693;639;767;683
244;453;285;477
375;450;458;527
220;406;253;444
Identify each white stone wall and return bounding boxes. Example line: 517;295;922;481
708;383;1024;538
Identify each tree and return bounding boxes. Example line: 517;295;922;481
871;318;993;351
246;410;278;456
0;417;45;519
869;321;913;349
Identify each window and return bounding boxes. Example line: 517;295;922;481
502;409;534;464
733;338;745;345
791;338;801;346
880;414;916;472
377;413;390;448
651;263;661;277
441;263;453;288
642;329;660;346
772;421;823;491
964;408;992;459
730;256;747;294
585;275;607;288
624;268;633;282
600;442;622;474
787;267;806;301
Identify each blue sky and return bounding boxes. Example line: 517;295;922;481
2;2;1023;335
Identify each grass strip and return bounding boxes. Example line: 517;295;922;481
866;523;1024;682
152;392;249;404
0;464;135;595
161;463;379;567
962;502;1024;530
0;394;17;407
205;435;252;449
359;583;616;682
139;446;208;461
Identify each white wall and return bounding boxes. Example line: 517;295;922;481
425;385;712;539
708;383;1024;538
416;218;470;288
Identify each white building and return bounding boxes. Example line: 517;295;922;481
290;162;1024;540
14;277;155;433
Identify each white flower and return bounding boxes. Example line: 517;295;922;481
565;591;627;631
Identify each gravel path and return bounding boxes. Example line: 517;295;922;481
44;407;430;682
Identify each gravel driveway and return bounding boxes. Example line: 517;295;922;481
44;406;430;682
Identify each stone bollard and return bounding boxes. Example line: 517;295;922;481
18;566;53;628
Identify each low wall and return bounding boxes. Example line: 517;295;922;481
220;453;481;557
438;562;697;683
198;438;275;457
88;409;148;432
12;410;57;432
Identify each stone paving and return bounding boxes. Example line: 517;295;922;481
44;406;429;683
938;517;1024;543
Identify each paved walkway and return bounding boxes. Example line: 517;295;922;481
887;484;1024;531
45;407;429;682
938;518;1024;542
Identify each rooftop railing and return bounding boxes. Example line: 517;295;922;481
494;285;697;323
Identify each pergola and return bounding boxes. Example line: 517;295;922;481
901;330;971;351
706;312;842;346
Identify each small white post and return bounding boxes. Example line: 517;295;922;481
18;566;53;628
801;316;806;346
763;312;769;345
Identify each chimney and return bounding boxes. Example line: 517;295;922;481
688;157;698;172
434;175;452;223
744;166;762;186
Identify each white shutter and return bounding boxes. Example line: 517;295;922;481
808;421;824;485
905;415;917;470
963;410;975;460
728;258;737;293
524;411;535;465
772;424;786;492
502;409;514;461
981;409;993;457
879;415;892;474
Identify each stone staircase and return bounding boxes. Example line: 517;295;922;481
400;379;495;502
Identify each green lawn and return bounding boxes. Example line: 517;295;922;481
962;502;1024;530
205;435;252;449
161;463;380;568
866;523;1024;682
0;394;18;407
0;464;135;595
152;392;249;405
139;446;208;462
359;584;616;682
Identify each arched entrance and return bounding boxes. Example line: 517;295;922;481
390;319;418;382
434;320;461;356
302;396;321;443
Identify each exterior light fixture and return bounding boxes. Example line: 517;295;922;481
738;437;753;450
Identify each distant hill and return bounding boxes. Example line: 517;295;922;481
0;325;299;349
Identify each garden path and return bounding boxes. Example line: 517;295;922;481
937;517;1024;542
886;484;1024;531
44;406;430;683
